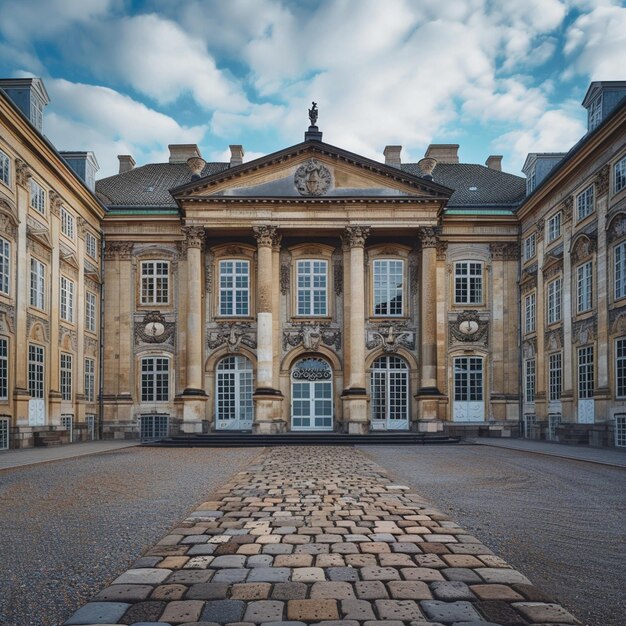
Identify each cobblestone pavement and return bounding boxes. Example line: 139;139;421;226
63;446;581;626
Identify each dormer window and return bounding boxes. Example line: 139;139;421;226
588;96;602;131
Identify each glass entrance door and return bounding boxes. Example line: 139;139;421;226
291;357;333;430
453;356;485;422
215;356;254;430
371;355;409;430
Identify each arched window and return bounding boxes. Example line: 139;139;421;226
215;356;253;430
370;355;409;430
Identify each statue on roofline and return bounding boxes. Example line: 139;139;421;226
308;101;318;126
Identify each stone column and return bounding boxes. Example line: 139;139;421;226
48;194;62;427
252;225;284;433
534;221;547;421
561;199;574;422
341;225;370;435
416;227;442;428
181;226;207;432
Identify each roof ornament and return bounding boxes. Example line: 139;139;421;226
305;101;322;142
308;102;318;126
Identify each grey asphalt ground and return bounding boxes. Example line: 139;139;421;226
0;446;263;626
361;444;626;626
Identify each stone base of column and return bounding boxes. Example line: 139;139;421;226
49;391;62;427
415;387;444;421
342;390;369;435
253;419;287;435
182;393;208;433
417;420;443;433
253;390;285;434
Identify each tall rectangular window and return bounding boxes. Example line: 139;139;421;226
28;345;44;399
615;156;626;194
588;96;602;131
85;232;98;259
523;233;536;261
0;338;7;400
454;261;483;304
547;277;562;324
141;357;169;402
85;291;96;332
616;338;626;398
61;207;75;239
297;259;328;316
524;292;536;334
141;261;169;305
30;258;45;309
577;261;593;313
576;185;594;221
547;213;561;243
60;276;74;322
29;179;45;214
0;237;9;295
578;346;594;399
524;358;536;403
548;352;562;401
0;149;9;186
219;260;249;316
84;358;95;403
373;259;404;316
60;353;72;401
615;242;626;300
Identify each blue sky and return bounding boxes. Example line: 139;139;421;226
0;0;624;178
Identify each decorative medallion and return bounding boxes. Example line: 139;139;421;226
294;159;332;196
135;311;176;345
449;310;488;346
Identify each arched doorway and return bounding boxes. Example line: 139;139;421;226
291;357;333;431
370;355;409;430
215;355;254;430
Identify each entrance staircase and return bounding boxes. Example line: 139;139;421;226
143;431;461;447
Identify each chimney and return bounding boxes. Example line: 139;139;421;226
169;144;201;164
383;145;402;168
229;145;244;167
425;144;459;164
118;154;136;174
485;155;502;171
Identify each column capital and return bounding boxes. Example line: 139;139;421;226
49;190;64;217
419;227;439;248
344;225;370;248
104;241;134;260
15;158;32;187
183;226;206;249
253;225;278;248
271;229;282;251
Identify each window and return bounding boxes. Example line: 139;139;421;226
60;276;74;322
524;292;536;334
140;414;169;440
524;358;535;403
0;236;9;295
576;261;593;313
0;337;7;400
523;233;536;261
86;414;96;440
84;358;95;403
60;353;72;401
141;261;169;305
31;98;43;132
30;258;45;309
86;232;98;259
547;277;562;324
297;259;328;316
588;96;602;131
615;242;626;300
615;156;626;194
373;259;404;316
616;338;626;398
371;355;409;427
0;417;7;450
548;352;562;401
29;179;45;214
0;149;9;186
576;185;594;221
60;414;73;443
141;357;169;402
578;346;594;399
85;291;96;332
215;356;254;429
28;345;44;399
454;261;483;305
61;207;75;239
526;170;536;195
547;213;561;243
219;260;249;316
616;415;626;448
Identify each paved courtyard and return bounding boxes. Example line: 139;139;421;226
61;446;583;626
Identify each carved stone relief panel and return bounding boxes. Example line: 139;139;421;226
84;336;98;357
0;212;17;239
610;306;626;334
0;303;15;333
448;310;489;347
522;338;537;359
570;235;597;265
27;314;49;342
366;322;415;353
544;328;564;352
294;159;332;196
573;316;597;345
607;213;626;243
207;322;256;353
59;327;78;351
134;311;176;347
283;322;341;351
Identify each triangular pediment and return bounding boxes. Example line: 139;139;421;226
171;141;452;203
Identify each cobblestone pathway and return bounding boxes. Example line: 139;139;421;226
63;447;581;625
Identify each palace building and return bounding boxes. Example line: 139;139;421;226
1;77;625;448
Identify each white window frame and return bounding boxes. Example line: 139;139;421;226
547;213;561;243
0;337;8;400
547;277;562;325
85;232;98;259
0;416;8;450
141;356;170;402
30;258;46;310
218;259;250;317
576;185;594;222
28;344;44;399
0;149;9;187
84;357;95;403
372;259;404;317
578;345;594;400
524;292;536;334
576;261;593;314
61;207;75;239
454;261;483;305
86;413;96;440
523;233;536;261
60;353;72;401
616;414;626;448
524;358;536;403
296;259;328;316
0;236;10;295
29;179;45;214
615;338;626;399
526;170;536;195
614;156;626;195
615;241;626;300
588;96;602;131
140;260;170;306
85;291;96;332
60;276;74;322
548;352;562;401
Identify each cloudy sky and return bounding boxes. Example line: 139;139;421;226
0;0;624;179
